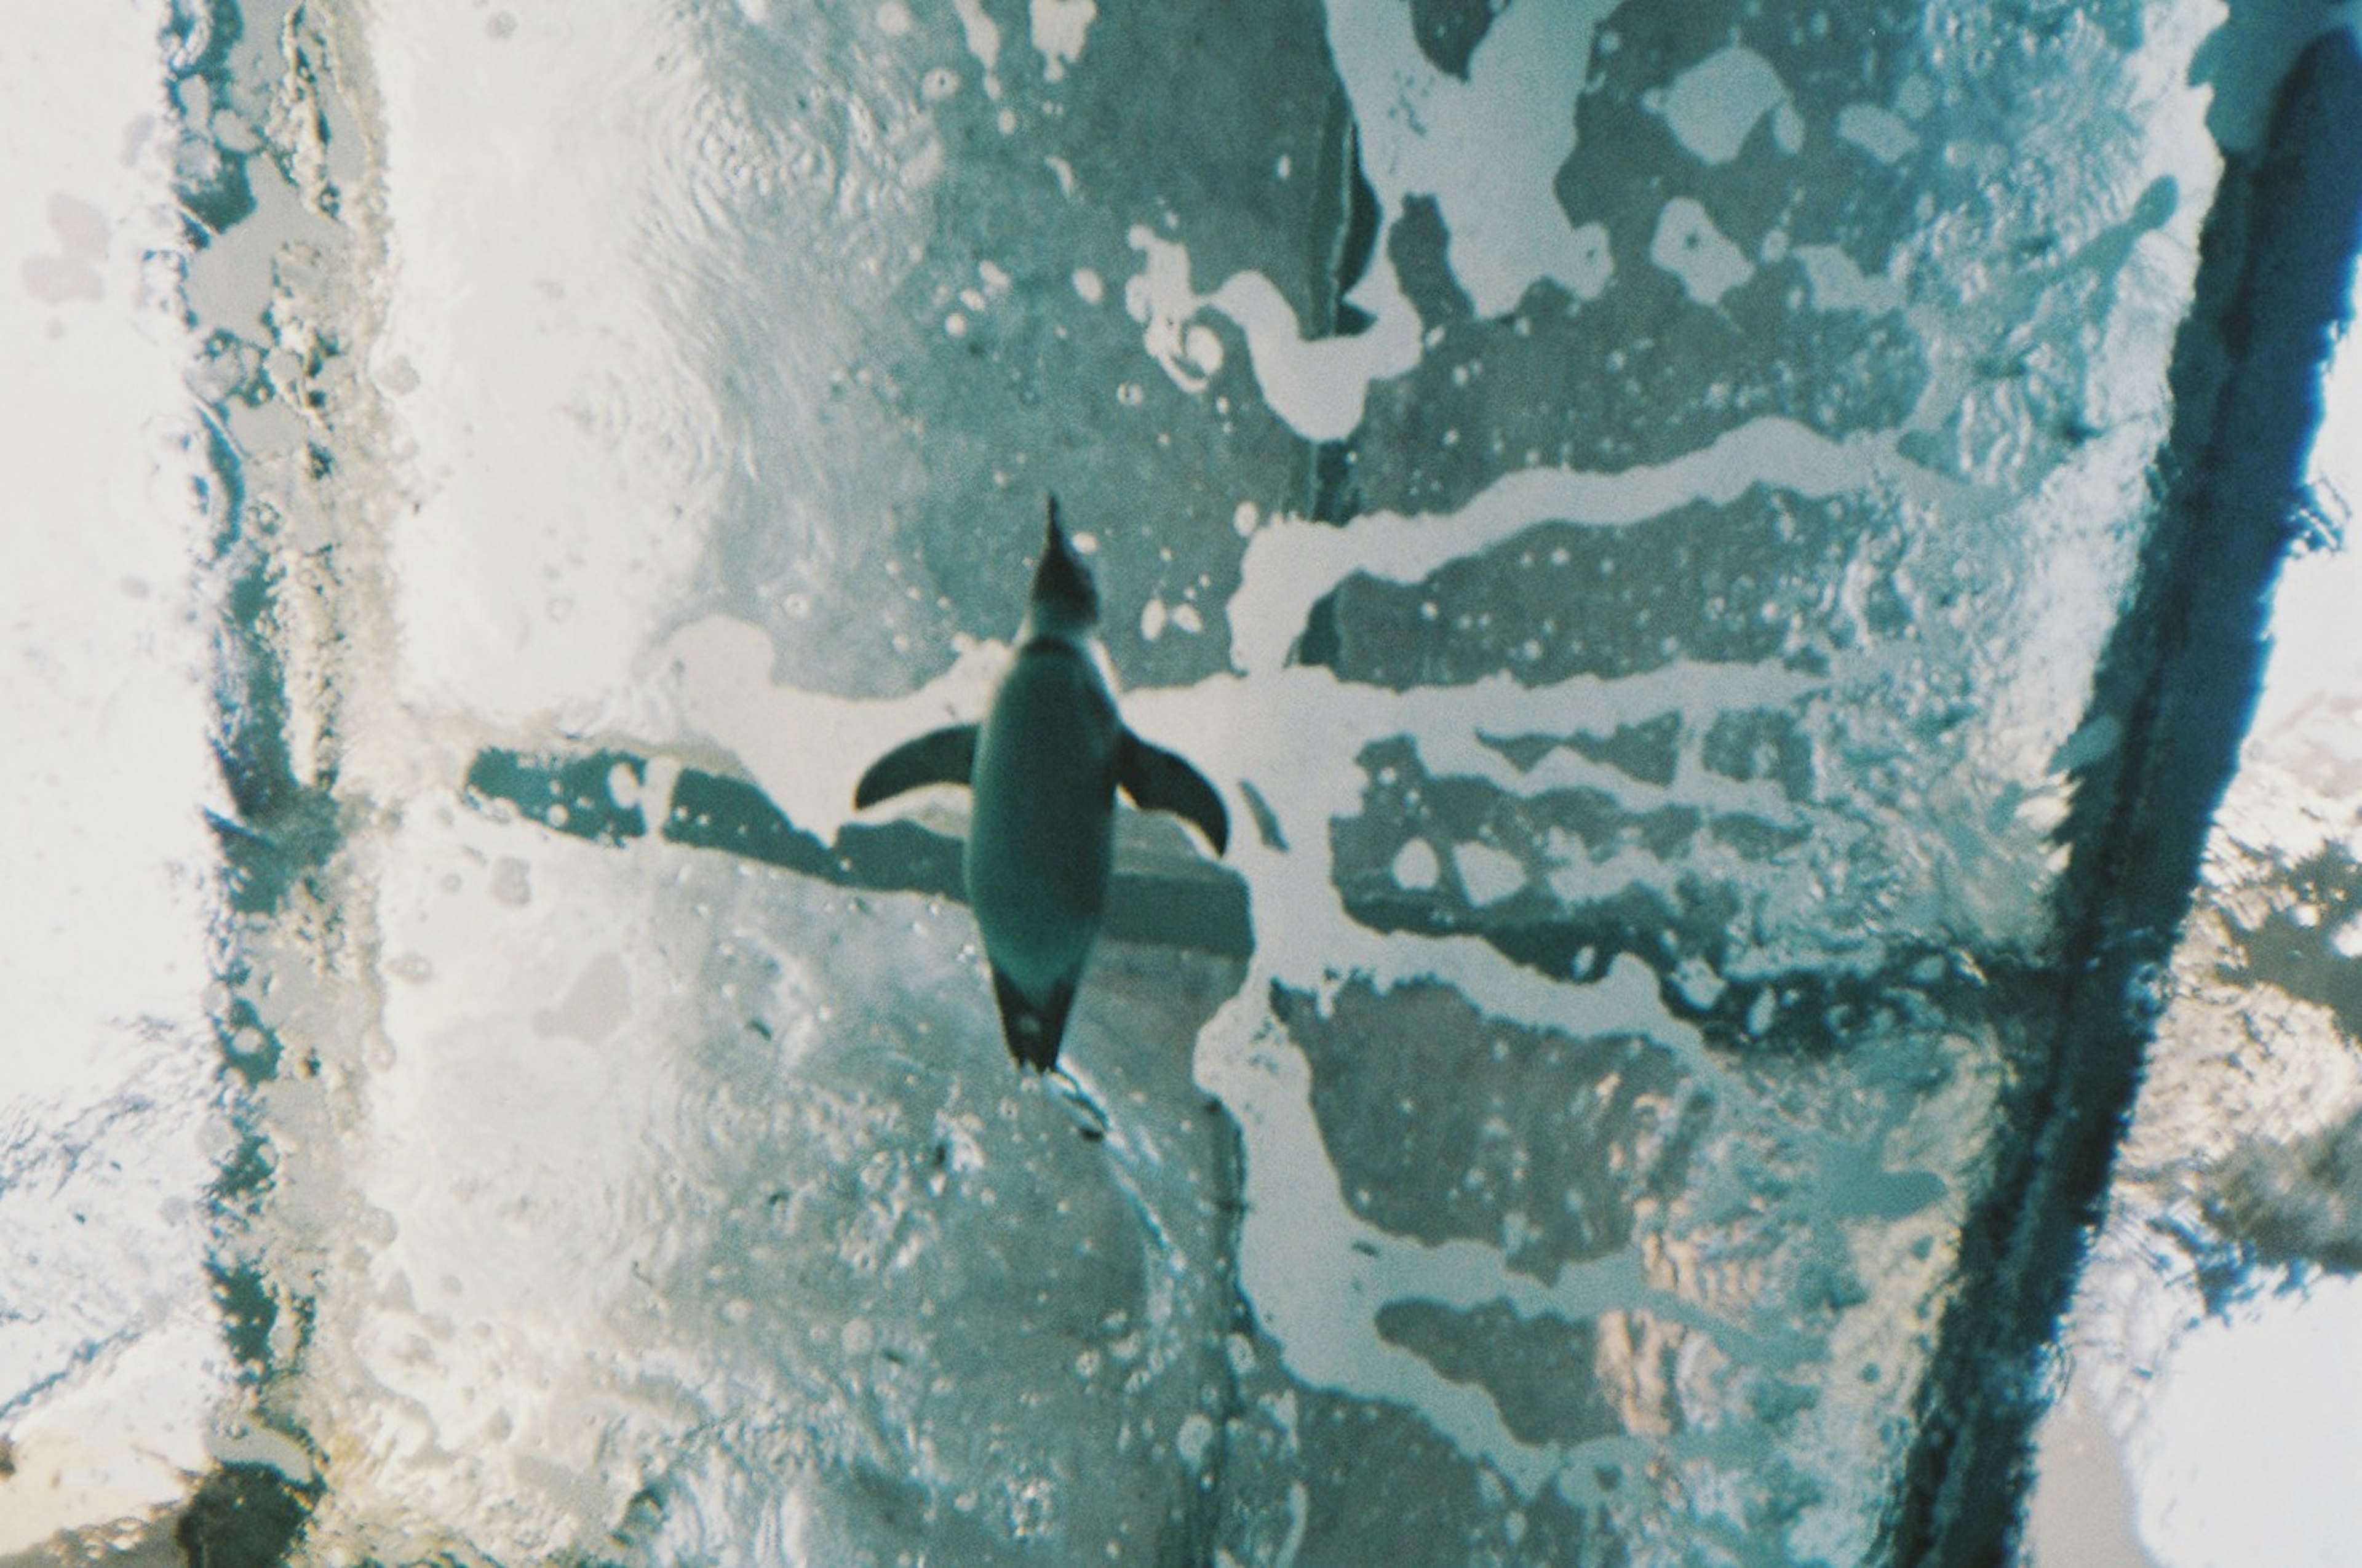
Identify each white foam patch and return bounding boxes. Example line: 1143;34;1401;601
1228;416;1901;675
951;0;1003;96
1836;103;1920;165
666;616;1009;845
1453;841;1526;905
1119;0;1620;442
1127;225;1421;437
2129;1279;2362;1566
1392;838;1440;891
1326;0;1621;316
1650;196;1754;305
1190;957;1791;1498
372;4;728;734
1794;244;1906;315
1029;0;1096;81
0;1311;229;1553
2231;256;2362;864
1658;46;1792;164
311;801;736;1552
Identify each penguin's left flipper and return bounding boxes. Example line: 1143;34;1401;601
853;724;978;808
1116;732;1228;856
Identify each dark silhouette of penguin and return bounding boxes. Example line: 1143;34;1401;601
853;500;1228;1071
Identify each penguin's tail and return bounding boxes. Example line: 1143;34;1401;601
990;967;1075;1073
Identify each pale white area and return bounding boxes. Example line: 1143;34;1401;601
0;2;210;1143
1127;223;1422;439
2330;910;2362;958
670;618;1009;843
2242;539;2362;859
1794;244;1906;314
1183;321;1225;376
1124;0;1619;441
1029;0;1097;81
1134;594;1203;641
950;0;1004;98
1835;103;1920;165
2244;263;2362;851
0;1316;228;1553
1327;0;1620;316
1391;839;1440;891
1452;841;1526;905
301;802;705;1554
1205;979;1677;1503
369;2;733;735
2129;1283;2362;1568
1648;197;1754;304
2024;1379;2156;1567
1658;46;1791;164
0;1;228;1549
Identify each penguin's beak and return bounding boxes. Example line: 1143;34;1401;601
1031;496;1099;628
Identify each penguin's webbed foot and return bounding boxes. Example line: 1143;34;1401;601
990;967;1076;1073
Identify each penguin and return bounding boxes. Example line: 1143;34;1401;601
852;499;1228;1072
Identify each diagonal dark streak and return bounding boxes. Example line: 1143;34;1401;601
1883;32;2362;1566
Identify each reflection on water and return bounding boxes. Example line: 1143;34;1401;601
4;0;2358;1564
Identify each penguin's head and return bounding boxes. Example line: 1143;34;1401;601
1025;497;1099;639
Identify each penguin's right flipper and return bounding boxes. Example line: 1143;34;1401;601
853;724;977;808
990;966;1076;1073
1117;733;1228;855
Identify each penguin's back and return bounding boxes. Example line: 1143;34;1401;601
965;640;1121;998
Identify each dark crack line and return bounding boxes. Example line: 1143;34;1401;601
1882;32;2362;1567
